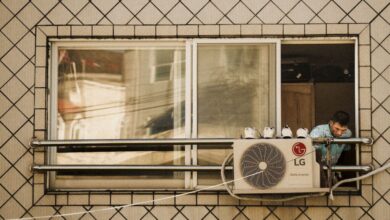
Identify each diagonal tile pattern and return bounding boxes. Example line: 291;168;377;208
106;3;134;25
61;0;89;15
0;3;14;29
0;76;28;103
1;0;29;14
317;1;346;23
152;0;179;14
196;2;224;24
30;0;58;14
137;2;164;24
0;106;28;133
0;93;12;117
16;3;44;29
76;3;104;25
287;2;316;23
0;0;389;219
0;33;13;59
91;0;119;14
0;137;27;164
166;3;193;25
334;0;360;13
227;2;254;24
1;17;29;45
1;49;28;75
257;2;285;23
349;1;377;23
46;3;74;25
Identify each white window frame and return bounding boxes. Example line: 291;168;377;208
47;37;359;191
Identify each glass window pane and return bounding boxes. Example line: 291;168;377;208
196;43;277;185
54;44;187;189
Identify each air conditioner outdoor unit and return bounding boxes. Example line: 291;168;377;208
232;138;328;194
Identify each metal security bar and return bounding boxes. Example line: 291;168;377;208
30;138;235;148
323;165;372;172
32;165;234;171
32;137;373;173
312;137;372;145
30;137;372;148
32;165;372;173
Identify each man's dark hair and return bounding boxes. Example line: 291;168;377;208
331;111;350;126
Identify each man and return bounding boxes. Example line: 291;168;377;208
310;111;352;165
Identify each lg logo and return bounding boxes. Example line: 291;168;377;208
292;142;306;166
292;142;306;156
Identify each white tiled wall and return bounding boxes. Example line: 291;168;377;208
0;0;389;219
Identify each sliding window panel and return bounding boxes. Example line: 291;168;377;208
50;42;188;190
195;40;279;186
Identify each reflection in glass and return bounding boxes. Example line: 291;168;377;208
55;45;186;189
197;43;276;185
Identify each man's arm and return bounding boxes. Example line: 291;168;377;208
310;126;323;150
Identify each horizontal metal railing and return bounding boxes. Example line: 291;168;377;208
32;164;372;173
31;137;373;173
312;137;372;145
32;165;234;171
323;165;372;172
30;137;373;148
30;138;235;148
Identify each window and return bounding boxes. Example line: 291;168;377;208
51;41;188;189
281;42;356;134
195;41;278;186
48;39;279;190
280;41;358;188
48;39;357;191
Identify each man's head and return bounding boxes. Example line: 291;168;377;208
329;111;350;137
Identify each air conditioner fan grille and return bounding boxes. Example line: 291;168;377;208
240;143;286;189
